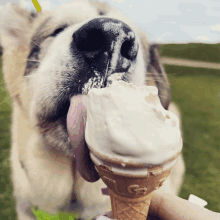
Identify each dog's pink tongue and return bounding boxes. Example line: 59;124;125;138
67;95;100;182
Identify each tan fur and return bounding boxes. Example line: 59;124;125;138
164;102;185;195
0;1;185;219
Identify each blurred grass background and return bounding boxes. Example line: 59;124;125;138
165;65;220;213
0;43;220;219
160;43;220;63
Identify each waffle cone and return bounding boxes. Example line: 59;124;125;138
109;188;152;220
93;156;176;220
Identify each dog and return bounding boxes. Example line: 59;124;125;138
0;1;185;219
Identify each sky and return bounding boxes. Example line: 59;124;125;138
1;0;220;44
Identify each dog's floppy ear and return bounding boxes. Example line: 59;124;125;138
0;3;36;106
0;3;35;50
147;44;170;110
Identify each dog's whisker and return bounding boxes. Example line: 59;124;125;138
23;74;35;79
105;60;110;78
158;94;171;100
146;78;170;85
0;80;9;87
0;77;24;88
147;73;178;77
0;93;19;107
0;83;34;107
25;59;42;63
31;40;41;49
8;26;41;49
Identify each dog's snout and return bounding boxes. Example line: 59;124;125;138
72;18;139;73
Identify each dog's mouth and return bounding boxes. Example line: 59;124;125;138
65;73;127;183
62;17;138;182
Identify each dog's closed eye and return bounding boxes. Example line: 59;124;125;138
99;11;105;16
51;26;68;37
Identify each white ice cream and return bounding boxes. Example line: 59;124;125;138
85;80;182;166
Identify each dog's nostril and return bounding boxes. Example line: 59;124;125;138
74;29;105;53
121;40;133;60
121;38;138;61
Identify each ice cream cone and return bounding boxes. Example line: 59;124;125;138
90;151;180;220
85;81;183;219
108;188;152;220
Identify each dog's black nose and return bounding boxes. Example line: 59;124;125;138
72;18;139;74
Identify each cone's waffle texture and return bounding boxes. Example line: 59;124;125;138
109;188;152;220
94;163;173;220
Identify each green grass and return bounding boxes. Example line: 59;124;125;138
0;59;15;220
160;43;220;63
165;65;220;213
1;58;220;218
32;207;79;220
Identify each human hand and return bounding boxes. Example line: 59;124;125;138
147;190;219;220
95;190;220;220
